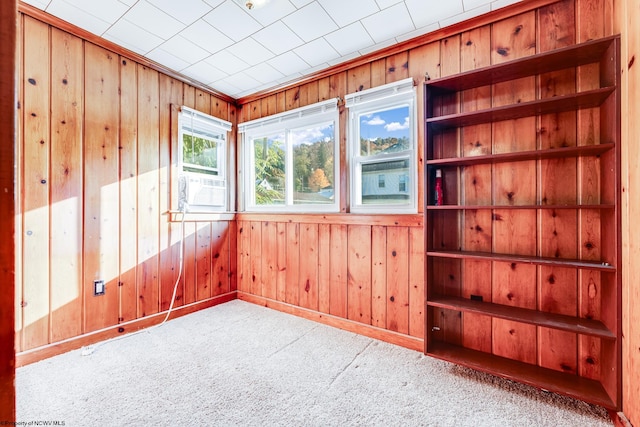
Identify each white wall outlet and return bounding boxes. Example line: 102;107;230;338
94;279;105;296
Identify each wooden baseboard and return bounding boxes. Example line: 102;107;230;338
237;292;424;352
610;410;634;427
16;292;237;367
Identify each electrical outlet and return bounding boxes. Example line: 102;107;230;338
94;279;105;296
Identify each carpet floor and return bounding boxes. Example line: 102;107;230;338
17;300;613;426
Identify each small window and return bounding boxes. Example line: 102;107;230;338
346;78;417;213
178;107;231;212
239;99;339;212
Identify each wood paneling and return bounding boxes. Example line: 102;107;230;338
0;0;16;419
16;14;236;357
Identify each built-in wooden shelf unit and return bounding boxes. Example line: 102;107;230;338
424;35;621;409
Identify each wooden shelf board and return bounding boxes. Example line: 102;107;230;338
426;250;616;271
426;87;614;130
424;36;616;92
426;143;614;166
426;342;616;409
427;296;615;340
426;204;614;210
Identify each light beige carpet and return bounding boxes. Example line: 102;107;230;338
17;300;612;426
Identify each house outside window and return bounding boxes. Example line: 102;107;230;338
239;98;340;212
177;106;232;212
346;78;417;213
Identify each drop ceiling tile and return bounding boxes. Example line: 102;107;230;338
318;0;379;27
55;0;129;24
122;0;185;40
118;0;136;6
210;80;242;97
146;47;190;71
46;0;112;35
22;0;49;8
252;21;303;55
293;37;339;67
266;51;310;75
440;4;491;28
146;0;212;25
247;0;297;26
463;0;493;9
203;1;262;42
180;20;234;54
202;0;225;7
289;0;314;7
282;2;338;42
375;0;403;8
222;71;263;93
244;62;286;84
160;35;211;64
227;38;275;66
359;38;398;55
326;51;360;66
396;22;441;43
361;3;415;43
182;60;228;84
324;22;374;56
491;0;522;10
104;18;163;54
405;0;464;28
204;50;249;75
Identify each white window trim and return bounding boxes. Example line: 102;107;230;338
346;78;417;214
178;106;232;213
239;98;340;213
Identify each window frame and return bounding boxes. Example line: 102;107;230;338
177;106;232;213
346;78;417;214
239;98;340;213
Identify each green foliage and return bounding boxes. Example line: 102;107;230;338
183;134;218;169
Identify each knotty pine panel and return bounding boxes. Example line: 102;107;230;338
371;225;387;328
211;221;231;296
285;222;300;305
386;52;409;84
386;227;409;334
83;43;120;333
260;221;278;301
14;11;23;354
318;223;331;314
119;56;138;322
50;27;83;343
276;222;287;302
347;225;372;325
329;224;348;318
250;221;262;297
196;223;212;301
408;227;424;339
299;223;319;311
22;16;50;350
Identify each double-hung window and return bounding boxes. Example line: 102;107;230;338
346;78;417;213
239;98;339;212
178;106;232;212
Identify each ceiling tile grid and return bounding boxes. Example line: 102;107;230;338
22;0;522;99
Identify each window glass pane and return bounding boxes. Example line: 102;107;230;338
358;105;410;157
182;133;220;176
291;122;335;205
361;158;410;204
253;134;285;205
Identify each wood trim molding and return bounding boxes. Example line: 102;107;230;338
236;0;561;105
237;292;424;352
16;292;237;367
0;0;16;420
236;212;423;227
17;1;236;105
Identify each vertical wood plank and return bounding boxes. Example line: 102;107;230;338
276;222;287;301
347;63;371;94
285;222;299;305
22;16;50;349
250;221;262;296
83;43;120;332
370;58;386;87
50;27;83;342
408;227;424;338
14;10;22;354
371;226;387;328
329;224;348;317
182;222;197;304
237;221;249;293
386;52;409;83
119;57;138;321
211;221;230;296
228;220;238;292
195;222;211;301
386;227;409;334
136;65;160;317
262;221;277;300
299;223;319;310
347;225;371;324
285;87;300;111
318;223;331;314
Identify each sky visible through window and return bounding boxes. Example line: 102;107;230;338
359;105;410;144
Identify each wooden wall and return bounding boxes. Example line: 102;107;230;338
618;0;640;424
15;13;237;357
1;0;17;420
235;0;625;405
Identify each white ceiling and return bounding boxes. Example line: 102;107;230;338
22;0;522;100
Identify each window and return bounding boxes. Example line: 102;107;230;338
178;106;232;212
239;98;339;212
346;78;417;213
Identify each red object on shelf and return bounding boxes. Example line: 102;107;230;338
434;169;443;205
